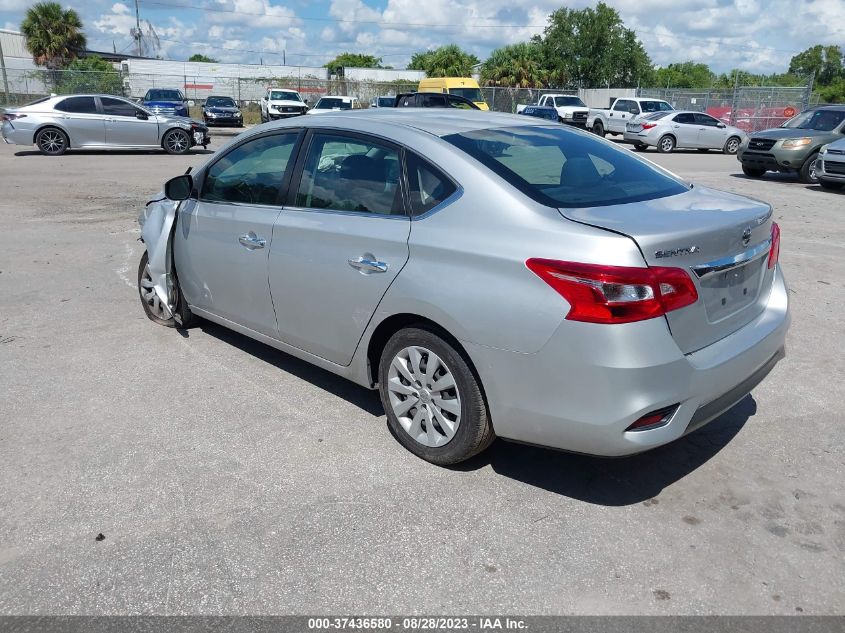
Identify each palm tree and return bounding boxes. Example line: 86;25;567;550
20;2;87;70
481;43;548;88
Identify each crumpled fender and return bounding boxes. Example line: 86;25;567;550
138;191;179;320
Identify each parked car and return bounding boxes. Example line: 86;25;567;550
307;96;362;114
815;137;845;190
418;77;489;110
202;95;243;127
624;110;746;154
517;94;589;126
395;92;480;109
737;105;845;184
517;105;559;122
261;88;307;122
1;94;210;156
587;97;674;137
142;88;188;118
137;110;788;465
370;96;397;108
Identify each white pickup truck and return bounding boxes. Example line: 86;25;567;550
260;87;308;122
586;97;674;137
516;94;590;126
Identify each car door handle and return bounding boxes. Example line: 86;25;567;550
348;256;388;273
238;233;266;250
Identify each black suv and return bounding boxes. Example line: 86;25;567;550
394;92;480;110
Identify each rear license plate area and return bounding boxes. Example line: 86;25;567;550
700;259;764;322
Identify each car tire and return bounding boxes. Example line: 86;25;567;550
724;136;741;155
35;126;69;156
799;153;820;184
657;135;675;153
742;165;766;178
138;251;194;328
162;128;191;155
378;327;494;465
633;143;648;151
592;122;605;137
819;178;843;190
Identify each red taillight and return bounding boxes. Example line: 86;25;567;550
641;122;657;129
768;222;780;269
525;259;699;324
1;113;25;121
626;405;678;431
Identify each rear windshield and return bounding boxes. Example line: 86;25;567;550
316;98;351;110
444;126;688;208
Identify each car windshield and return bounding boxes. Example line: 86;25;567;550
640;101;674;113
146;90;183;101
444;125;688;208
377;97;395;107
315;98;351;110
206;97;236;107
555;96;586;107
781;109;845;131
270;90;301;101
450;88;484;103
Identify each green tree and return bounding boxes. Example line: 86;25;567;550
407;45;479;77
653;62;715;88
188;54;218;63
480;42;548;88
538;2;652;88
56;55;122;95
324;52;383;73
20;1;86;70
789;45;843;86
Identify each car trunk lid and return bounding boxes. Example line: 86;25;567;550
559;186;775;354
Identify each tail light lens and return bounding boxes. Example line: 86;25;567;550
1;113;25;121
768;222;780;269
626;405;678;431
641;122;657;129
525;259;699;324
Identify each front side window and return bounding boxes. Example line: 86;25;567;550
295;133;402;215
422;94;447;107
55;96;98;114
406;153;457;216
444;125;688;208
694;113;720;127
101;97;141;117
201;133;299;205
613;99;634;112
447;95;476;110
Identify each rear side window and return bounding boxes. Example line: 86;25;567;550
201;133;298;205
641;101;673;113
55;96;98;114
444;125;688;208
446;95;474;110
295;133;403;215
674;113;695;124
406;153;457;216
422;94;447;107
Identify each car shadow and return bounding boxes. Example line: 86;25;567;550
190;320;384;416
13;149;214;157
729;172;805;185
454;396;756;506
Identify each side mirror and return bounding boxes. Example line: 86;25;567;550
136;111;149;120
164;174;193;201
717;122;726;128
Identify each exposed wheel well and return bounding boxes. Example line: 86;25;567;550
366;314;478;389
34;124;69;146
161;126;189;149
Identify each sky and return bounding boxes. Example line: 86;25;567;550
1;0;844;73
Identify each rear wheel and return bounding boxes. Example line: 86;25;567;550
657;135;675;153
378;327;494;465
35;127;68;156
819;179;843;190
162;128;191;155
724;136;741;155
799;153;819;184
137;251;194;328
742;165;766;178
592;121;605;137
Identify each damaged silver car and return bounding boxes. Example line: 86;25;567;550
138;110;789;465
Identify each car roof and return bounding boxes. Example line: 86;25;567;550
265;109;549;137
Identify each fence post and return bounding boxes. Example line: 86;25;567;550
490;87;495;111
803;71;815;110
729;71;740;127
0;36;9;106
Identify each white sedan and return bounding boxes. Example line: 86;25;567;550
306;96;362;114
624;110;746;154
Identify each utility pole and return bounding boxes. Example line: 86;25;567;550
134;0;142;56
0;36;9;106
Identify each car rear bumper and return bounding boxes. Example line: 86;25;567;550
463;265;790;457
623;131;654;144
1;122;32;145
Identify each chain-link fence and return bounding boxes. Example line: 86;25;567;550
637;86;818;133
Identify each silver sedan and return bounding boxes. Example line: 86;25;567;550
624;110;746;154
138;110;789;465
1;94;210;156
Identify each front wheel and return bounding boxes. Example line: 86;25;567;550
35;127;68;156
657;135;675;153
137;251;194;328
819;179;843;190
592;121;605;137
742;165;766;178
799;153;819;184
378;327;494;465
162;128;191;155
724;136;741;154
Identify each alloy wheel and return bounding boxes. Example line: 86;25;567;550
387;346;461;448
139;262;169;320
166;131;188;153
660;137;674;152
726;138;739;154
39;130;65;154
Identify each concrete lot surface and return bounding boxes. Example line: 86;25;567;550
0;132;843;615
